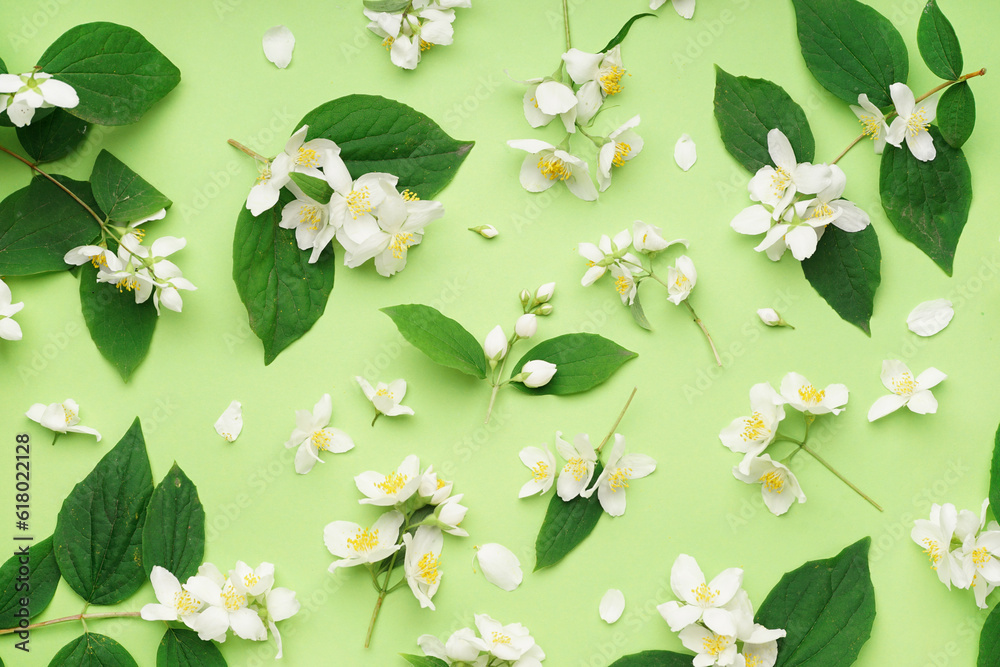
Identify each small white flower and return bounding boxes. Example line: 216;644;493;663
245;156;291;216
0;71;78;127
507;139;598;201
325;511;404;570
0;278;24;341
515;313;537;339
610;263;637;305
25;399;101;441
867;360;946;421
562;45;627;124
520;360;557;388
469;224;498;238
651;0;696;19
261;583;300;659
666;255;697;305
418;465;454;505
554;431;597;501
746;129;832;220
886;82;939;162
433;494;469;536
140;566;204;625
656;554;743;632
475;543;523;592
674;134;697;171
597;115;643;192
599;589;625;624
403;526;444;610
183;564;266;642
214;400;243;443
516;77;578;133
632;221;688;254
578;230;640;286
719;382;786;474
733;454;807;516
518;445;556;497
279;194;333;264
475;614;540;662
328;172;397;245
679;614;739;667
355;454;423;506
283;393;354;475
912;503;963;589
484;325;508;362
418;628;487;664
581;434;656;517
282;124;343;182
851;94;890;154
779;372;848;416
262;25;295;69
907;299;954;337
356;377;414;422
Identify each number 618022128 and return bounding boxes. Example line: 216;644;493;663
14;434;29;531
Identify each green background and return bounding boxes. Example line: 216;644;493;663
0;0;998;664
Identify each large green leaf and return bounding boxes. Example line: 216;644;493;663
381;304;487;379
879;126;972;275
157;629;227;667
54;418;153;605
937;81;975;149
601;13;655;52
535;463;604;570
0;174;102;276
791;0;908;108
400;656;449;667
90;150;172;223
511;334;637;395
0;536;60;629
16;110;90;163
713;67;815;173
233;190;336;365
980;601;1000;666
79;259;158;382
917;0;963;81
37;22;181;126
610;652;695;667
989;422;1000;519
48;633;138;667
756;538;876;667
296;95;474;199
142;464;205;582
801;224;881;335
364;0;411;11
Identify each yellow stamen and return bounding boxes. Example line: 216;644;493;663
859;114;882;139
173;590;200;615
390;232;415;259
810;203;835;220
419;39;432;52
131;229;146;242
907;109;930;137
243;572;261;589
922;538;941;570
608;467;632;492
221;585;246;612
347;527;380;553
673;275;690;290
311;429;332;452
90;253;108;269
612;142;632;168
744;654;764;667
375;388;394;400
537;155;571;181
564;458;588;481
376;471;407;495
770;167;791;197
436;478;447;490
299;204;323;231
691;583;718;605
702;634;729;657
760;470;785;493
383;36;394;49
797;385;825;405
346;187;373;218
614;275;631;295
296;147;320;168
973;547;991;567
741;412;768;442
63;405;75;425
531;461;550;482
891;372;917;396
115;276;139;292
492;632;512;645
599;66;626;95
416;552;441;584
255;164;272;184
401;189;420;202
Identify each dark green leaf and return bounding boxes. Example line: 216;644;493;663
535;463;604;570
54;418;153;605
0;174;102;276
512;333;637;395
297;95;474;199
364;0;411;10
157;628;227;667
400;655;449;667
16;110;90;163
791;0;908;108
381;304;487;379
601;13;655;52
937;81;975;148
713;67;815;173
90;150;172;223
79;260;157;382
879;126;972;275
233;190;336;365
37;22;181;126
48;633;138;667
0;55;5;73
610;651;695;667
989;422;1000;520
630;291;652;331
801;224;881;335
980;600;1000;666
0;535;60;629
756;538;876;667
142;464;205;582
289;172;334;205
917;0;963;80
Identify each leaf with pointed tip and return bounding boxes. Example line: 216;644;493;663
937;81;975;149
601;13;655;52
16;110;90;163
289;173;334;205
0;535;60;629
381;304;487;379
535;463;604;570
801;224;881;335
511;333;637;395
142;464;205;582
90;150;172;223
918;0;963;81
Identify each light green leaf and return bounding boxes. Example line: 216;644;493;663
917;0;963;81
16;110;90;164
0;535;60;629
535;463;604;570
879;126;972;275
801;224;881;335
233;190;336;365
48;633;138;667
400;655;449;667
289;172;334;205
511;333;637;395
381;304;487;379
37;22;181;126
157;629;227;667
90;150;172;223
0;174;102;276
756;538;876;667
364;0;411;10
989;422;1000;521
609;652;695;667
297;95;474;199
630;291;653;331
713;67;815;173
54;418;153;605
937;81;975;148
142;464;205;582
601;13;655;52
791;0;908;108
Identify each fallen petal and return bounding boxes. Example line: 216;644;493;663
475;543;522;592
673;134;697;171
263;25;295;69
599;588;625;623
906;299;953;337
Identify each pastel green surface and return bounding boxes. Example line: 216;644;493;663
0;0;997;665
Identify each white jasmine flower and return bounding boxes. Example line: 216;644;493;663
518;445;556;497
779;372;848;416
912;503;963;589
279;194;333;264
679;614;739;667
886;82;939;162
562;45;627;124
719;383;786;474
261;584;300;659
729;589;786;666
0;278;24;341
262;25;295;69
283;393;354;475
375;8;457;70
747;129;832;220
851;94;890;154
475;614;539;662
25;399;101;441
418;465;454;505
517;77;578;133
597;115;643;192
341;189;444;277
484;325;508;362
433;494;469;536
732;455;807;516
140;566;204;625
957;518;1000;607
229;561;274;597
651;0;696;19
356;377;414;422
867;360;946;421
578;230;639;286
515;313;537;339
581;434;656;517
403;526;444;610
325;511;405;570
475;543;523;592
600;589;626;624
282;124;343;182
907;299;954;337
674;134;697;171
95;236;196;315
666;255;697;305
555;431;597;501
246;156;291;216
214;400;243;443
520;360;557;388
610;263;637;305
632;221;688;254
657;554;743;632
328;172;397;246
418;628;487;664
355;454;423;506
184;565;266;642
0;71;78;127
63;245;116;269
507;139;598;201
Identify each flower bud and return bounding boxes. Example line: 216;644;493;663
469;224;498;239
521;360;557;388
515;313;537;339
757;308;794;329
534;282;555;303
519;289;531;307
536;303;553;316
484;325;508;362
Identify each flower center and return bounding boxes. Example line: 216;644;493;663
383;37;394;49
222;584;246;612
614;275;631;295
376;471;408;495
770;167;791;197
691;583;718;605
311;429;332;452
346;187;373;218
744;654;764;667
599;66;625;95
973;547;992;567
90;253;108;269
612;142;632;167
810;203;835;220
375;388;394;400
173;590;201;615
296;147;321;168
859;114;882;139
702;634;730;657
531;461;550;482
255;163;272;185
760;470;785;493
436;478;447;489
491;632;512;645
608;467;632;492
741;412;768;442
673;275;690;290
401;189;420;201
419;39;432;51
797;385;825;405
348;527;380;553
537;155;571;181
907;109;930;136
242;572;261;590
63;405;76;425
416;552;441;584
390;232;415;259
299;204;324;231
891;372;916;396
922;538;941;569
115;276;139;292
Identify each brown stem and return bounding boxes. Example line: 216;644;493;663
0;145;104;225
596;387;638;453
0;611;141;636
227;139;268;162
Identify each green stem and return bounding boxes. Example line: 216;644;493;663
484;333;519;424
683;300;722;367
365;548;401;649
596;387;638;454
0;611;140;636
800;443;883;512
0;145;104;225
371;411;381;427
576;125;604;147
561;0;571;52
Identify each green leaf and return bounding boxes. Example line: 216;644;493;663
157;628;227;667
791;0;908;108
535;463;604;570
937;81;976;148
601;13;655;52
297;95;474;199
54;418;153;605
630;291;653;331
756;537;876;667
16;110;90;163
879;126;972;275
713;67;815;173
233;190;336;365
801;224;881;335
381;304;487;379
37;22;181;126
364;0;411;10
917;0;963;80
0;535;60;629
0;174;102;276
980;601;1000;666
142;464;205;582
511;333;637;395
79;260;158;382
400;655;449;667
989;422;1000;519
289;172;334;205
609;651;696;667
49;633;138;667
90;150;172;223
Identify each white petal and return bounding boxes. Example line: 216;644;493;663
475;543;522;591
867;394;908;422
599;589;625;623
534;80;577;115
263;26;295;68
213;400;243;442
907;299;954;336
907;390;939;415
672;0;696;18
673;134;697;171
